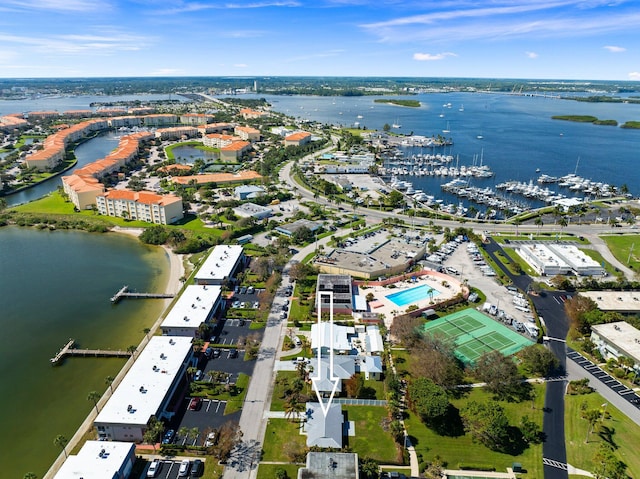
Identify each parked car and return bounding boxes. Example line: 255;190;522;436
252;301;259;309
232;300;241;308
162;429;175;444
247;286;255;294
204;431;217;447
191;459;204;477
212;349;221;358
189;397;203;411
147;459;162;477
178;460;191;477
194;370;203;381
204;347;213;358
240;286;247;294
229;349;238;358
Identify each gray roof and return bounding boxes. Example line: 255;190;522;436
298;452;359;479
305;403;343;448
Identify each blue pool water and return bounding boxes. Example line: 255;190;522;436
386;284;441;307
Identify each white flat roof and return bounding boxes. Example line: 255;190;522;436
195;245;243;282
54;440;135;479
162;284;221;329
311;323;354;352
592;321;640;362
581;291;640;312
95;336;192;426
550;244;602;271
518;244;568;269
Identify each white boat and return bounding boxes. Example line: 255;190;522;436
442;121;450;134
459;104;464;112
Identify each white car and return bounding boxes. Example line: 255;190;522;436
147;459;162;478
178;459;191;477
204;431;216;447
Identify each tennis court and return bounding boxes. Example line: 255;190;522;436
422;308;534;364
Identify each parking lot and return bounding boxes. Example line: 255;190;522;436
567;348;640;405
209;317;258;346
142;458;206;479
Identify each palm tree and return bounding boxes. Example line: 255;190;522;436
126;345;137;357
187;366;198;380
105;375;115;393
23;473;37;479
534;216;543;235
143;327;151;338
178;426;190;446
87;391;101;413
54;434;69;458
284;394;305;421
190;427;200;446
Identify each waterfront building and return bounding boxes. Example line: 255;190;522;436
63;109;94;118
197;122;234;135
591;321;640;370
94;336;194;442
194;244;245;286
161;285;223;337
26;110;60;121
108;116;142;128
61;174;105;210
96;190;184;224
284;131;312;147
53;440;135;479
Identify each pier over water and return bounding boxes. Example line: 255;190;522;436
50;339;133;365
110;285;174;303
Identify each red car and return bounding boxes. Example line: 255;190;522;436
188;397;203;411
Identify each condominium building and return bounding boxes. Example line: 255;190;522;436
96;190;183;224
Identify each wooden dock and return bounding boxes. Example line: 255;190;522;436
50;339;133;365
110;285;174;303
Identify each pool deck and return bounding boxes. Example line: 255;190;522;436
357;270;463;328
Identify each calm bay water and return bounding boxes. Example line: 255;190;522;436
0;227;169;477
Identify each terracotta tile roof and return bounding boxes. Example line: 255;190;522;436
285;132;311;141
221;140;250;151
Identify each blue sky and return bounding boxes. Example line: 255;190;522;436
1;0;639;80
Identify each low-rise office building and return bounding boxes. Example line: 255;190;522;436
94;336;193;442
233;202;273;220
591;321;640;369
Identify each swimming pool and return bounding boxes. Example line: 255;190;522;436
386;284;441;307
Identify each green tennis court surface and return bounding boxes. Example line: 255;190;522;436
422;308;534;364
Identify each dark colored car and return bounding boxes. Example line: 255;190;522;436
191;459;204;477
189;397;203;411
229;349;238;358
161;429;175;444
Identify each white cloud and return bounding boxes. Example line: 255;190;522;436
1;0;107;12
604;45;625;52
629;72;640;80
413;52;457;61
526;51;538;58
234;63;248;68
152;0;299;15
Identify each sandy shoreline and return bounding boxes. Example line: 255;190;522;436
110;226;185;296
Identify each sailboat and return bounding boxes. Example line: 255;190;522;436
459;104;464;112
442;121;450;134
392;118;402;129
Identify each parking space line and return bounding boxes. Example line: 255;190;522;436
619;389;634;395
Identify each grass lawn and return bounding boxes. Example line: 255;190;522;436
600;235;640;271
270;371;300;411
502;247;538;276
257;463;300;479
262;419;306;462
12;191;79;214
565;391;640;475
405;384;545;478
344;405;402;464
223;373;250;414
390;348;412;379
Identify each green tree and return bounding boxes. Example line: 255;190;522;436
473;351;522;400
345;373;364;398
105;375;115;392
23;473;37;479
407;378;450;425
87;390;101;413
593;443;627;479
359;457;380;479
275;468;289;479
54;434;69;458
519;415;542;444
581;407;601;443
518;345;560;376
460;401;510;452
